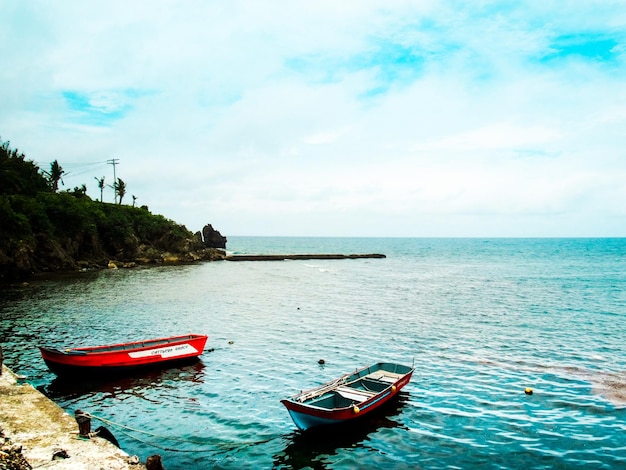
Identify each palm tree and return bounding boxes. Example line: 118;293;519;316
70;184;87;198
114;178;126;204
94;176;105;202
46;160;65;192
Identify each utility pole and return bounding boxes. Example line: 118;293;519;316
107;158;119;203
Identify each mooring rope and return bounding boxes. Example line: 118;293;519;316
77;412;282;454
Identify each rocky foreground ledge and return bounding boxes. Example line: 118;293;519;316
0;365;148;469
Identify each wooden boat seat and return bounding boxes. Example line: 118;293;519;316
336;386;377;402
365;370;404;383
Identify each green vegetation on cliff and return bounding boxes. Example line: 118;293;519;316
0;138;223;281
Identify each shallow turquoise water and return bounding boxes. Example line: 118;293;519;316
1;238;625;469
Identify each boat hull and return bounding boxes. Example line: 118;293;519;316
282;362;413;431
40;334;208;376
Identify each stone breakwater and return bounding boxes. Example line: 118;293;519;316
225;253;386;261
0;365;147;469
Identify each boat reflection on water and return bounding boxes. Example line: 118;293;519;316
39;360;208;400
274;392;410;469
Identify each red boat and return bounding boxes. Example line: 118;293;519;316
281;362;414;431
40;334;208;375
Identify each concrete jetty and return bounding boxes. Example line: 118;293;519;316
0;364;146;469
226;253;386;261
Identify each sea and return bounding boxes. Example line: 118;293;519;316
0;237;625;469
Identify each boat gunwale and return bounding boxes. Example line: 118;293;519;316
284;362;414;412
39;334;208;357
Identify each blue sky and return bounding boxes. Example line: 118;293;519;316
1;1;625;237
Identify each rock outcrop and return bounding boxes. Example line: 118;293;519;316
200;224;227;249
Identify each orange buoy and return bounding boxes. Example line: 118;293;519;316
525;388;533;395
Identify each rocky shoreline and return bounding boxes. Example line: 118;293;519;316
1;223;228;282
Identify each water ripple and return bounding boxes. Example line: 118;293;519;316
1;238;625;469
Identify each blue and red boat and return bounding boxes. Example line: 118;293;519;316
281;362;414;431
40;334;208;375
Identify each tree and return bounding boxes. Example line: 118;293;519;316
46;160;65;192
69;184;87;198
114;178;126;204
0;139;49;195
94;176;105;202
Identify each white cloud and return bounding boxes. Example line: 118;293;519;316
1;0;626;236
